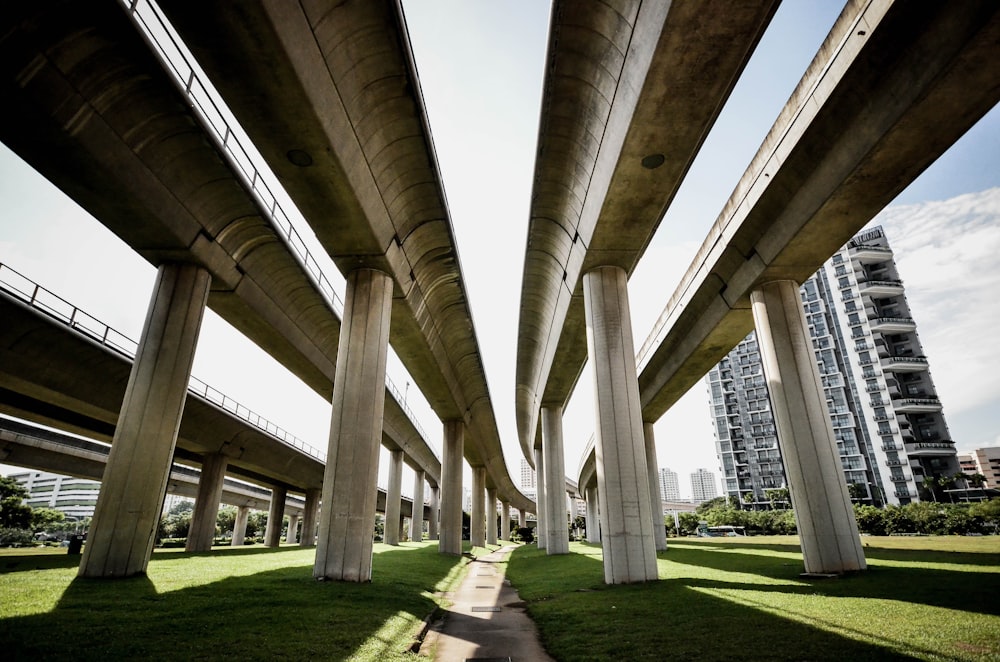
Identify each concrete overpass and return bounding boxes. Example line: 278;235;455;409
536;0;1000;582
0;417;434;541
0;265;438;549
0;0;528;579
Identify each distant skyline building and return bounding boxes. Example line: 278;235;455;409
690;469;718;503
658;467;680;501
10;470;99;520
520;457;536;490
960;447;1000;489
706;226;959;507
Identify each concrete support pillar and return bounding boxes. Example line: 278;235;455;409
187;453;228;552
485;487;498;545
501;501;511;541
585;486;601;543
534;446;547;550
79;263;210;578
264;485;287;547
385;449;404;546
752;281;866;574
410;470;425;542
314;268;393;581
300;488;320;547
541;406;570;554
439;421;464;555
286;514;300;544
470;466;486;548
518;510;527;529
428;485;440;541
643;423;668;552
231;505;250;547
583;265;658;584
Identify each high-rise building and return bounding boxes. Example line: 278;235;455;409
658;467;680;501
706;226;959;507
690;469;718;503
963;447;1000;489
9;470;100;520
520;457;536;490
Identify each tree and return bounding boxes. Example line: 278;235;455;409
216;505;237;536
846;483;867;502
968;473;987;489
0;476;32;529
695;497;728;514
30;507;65;533
921;475;938;502
765;488;790;509
938;475;956;502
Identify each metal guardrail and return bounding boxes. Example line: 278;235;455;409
119;0;434;451
0;262;325;462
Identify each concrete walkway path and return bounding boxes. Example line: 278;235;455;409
421;544;554;661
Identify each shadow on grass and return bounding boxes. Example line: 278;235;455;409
0;542;463;660
663;541;1000;616
507;542;1000;661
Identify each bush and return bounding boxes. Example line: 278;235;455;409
0;528;35;547
514;526;534;544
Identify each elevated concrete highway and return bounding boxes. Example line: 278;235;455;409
0;267;438;494
157;1;531;515
0;418;432;523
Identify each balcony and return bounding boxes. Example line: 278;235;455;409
883;356;928;373
894;489;917;499
865;383;884;393
850;245;892;263
906;442;955;456
894;397;943;413
870;317;917;333
881;444;902;452
885;460;907;467
858;279;905;297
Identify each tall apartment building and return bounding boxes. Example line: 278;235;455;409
520;457;536;491
707;226;958;507
658;467;680;501
10;470;100;520
960;447;1000;489
690;469;718;503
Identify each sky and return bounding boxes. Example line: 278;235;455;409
1;1;999;500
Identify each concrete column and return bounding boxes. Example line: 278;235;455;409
300;488;320;547
264;485;287;547
643;423;668;552
518;510;527;529
286;514;300;544
485;487;498;545
470;466;486;548
231;505;250;547
541;406;570;554
428;485;440;541
752;281;866;574
585;486;601;543
385;449;404;546
314;268;393;582
534;446;547;550
79;263;210;578
501;501;511;541
583;265;658;584
410;470;425;542
439;421;463;555
186;453;228;552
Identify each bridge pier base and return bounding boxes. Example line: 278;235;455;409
541;406;569;554
232;505;250;546
486;487;498;545
752;280;866;574
385;449;403;545
439;421;463;554
187;452;228;552
410;470;425;542
79;263;210;578
428;485;440;541
501;501;511;541
300;488;319;547
470;466;486;547
643;423;668;552
314;268;393;581
583;265;658;584
585;486;600;543
534;446;547;550
264;485;286;547
287;514;300;544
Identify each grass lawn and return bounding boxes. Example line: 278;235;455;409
506;535;1000;661
0;541;467;660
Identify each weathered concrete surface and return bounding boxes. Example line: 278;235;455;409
421;545;554;661
187;453;228;552
439;421;463;555
541;406;569;554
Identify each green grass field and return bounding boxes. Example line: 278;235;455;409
0;541;466;660
506;536;1000;661
2;536;998;660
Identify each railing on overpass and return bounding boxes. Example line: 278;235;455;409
0;262;324;462
119;0;431;449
